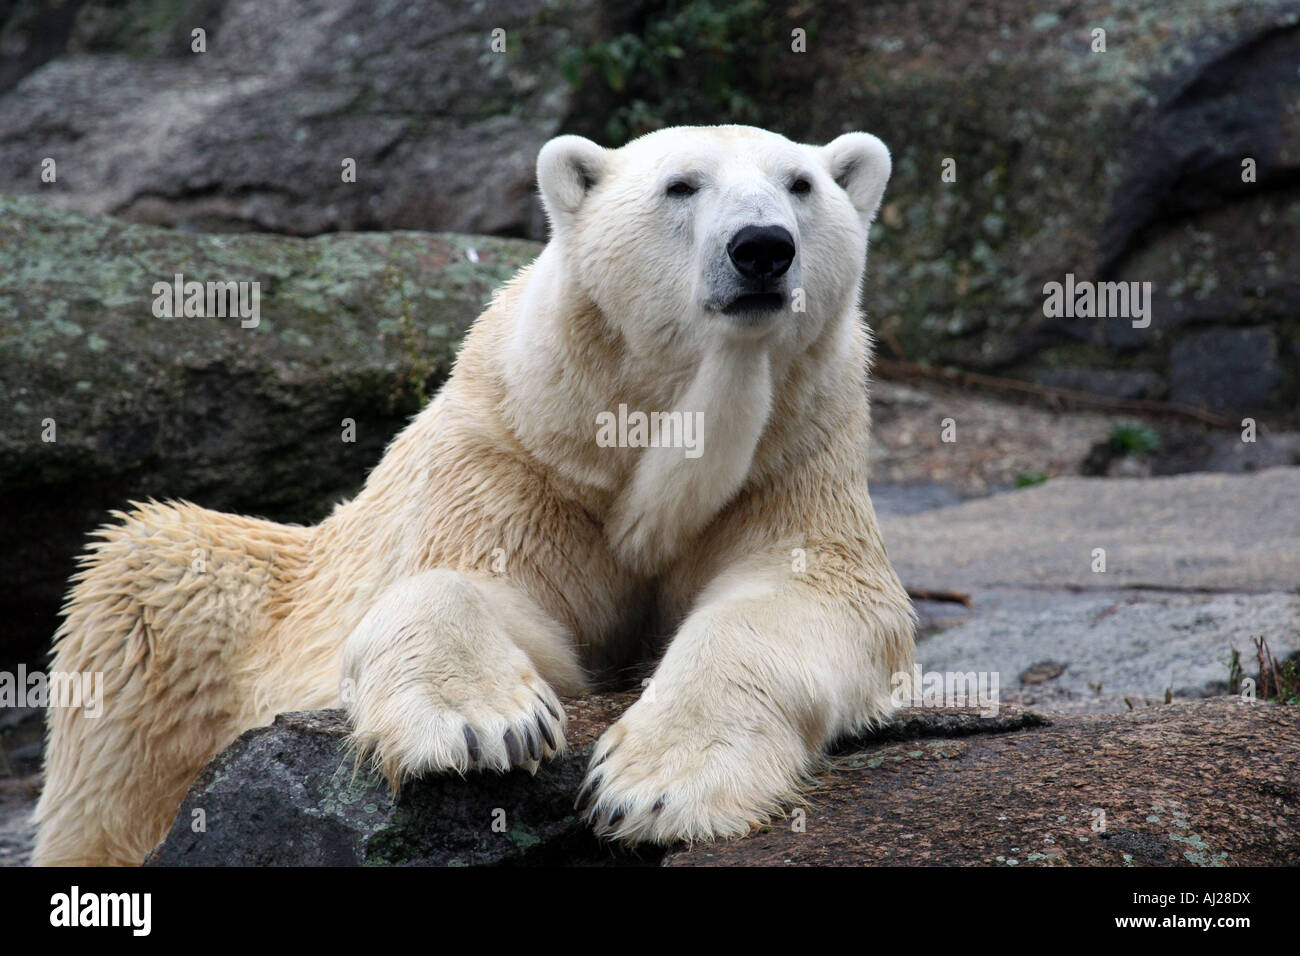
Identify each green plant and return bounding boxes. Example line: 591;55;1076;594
561;0;774;144
1229;637;1300;704
382;266;435;407
1015;471;1050;488
1109;422;1161;457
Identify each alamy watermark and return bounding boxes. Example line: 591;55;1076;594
1042;273;1151;329
595;403;704;459
152;272;260;328
0;665;102;718
50;886;150;936
891;665;1001;717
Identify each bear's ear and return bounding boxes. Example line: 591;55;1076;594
822;132;891;224
537;135;608;230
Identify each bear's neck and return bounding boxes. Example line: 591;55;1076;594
486;250;862;571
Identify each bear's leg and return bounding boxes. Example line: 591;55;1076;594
576;553;915;844
342;569;587;785
33;501;316;866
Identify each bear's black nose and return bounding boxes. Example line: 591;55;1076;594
727;225;795;281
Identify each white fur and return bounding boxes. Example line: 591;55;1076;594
34;126;913;864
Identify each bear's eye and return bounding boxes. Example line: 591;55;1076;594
666;180;698;198
790;177;812;196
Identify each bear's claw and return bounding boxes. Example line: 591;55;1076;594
576;694;807;845
463;725;481;762
349;673;567;785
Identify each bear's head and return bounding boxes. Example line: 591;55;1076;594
536;125;890;355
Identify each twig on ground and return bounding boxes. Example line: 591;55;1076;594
906;587;973;607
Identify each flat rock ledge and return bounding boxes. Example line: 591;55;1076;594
147;695;1298;867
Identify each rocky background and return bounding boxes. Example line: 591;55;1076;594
1;0;1298;865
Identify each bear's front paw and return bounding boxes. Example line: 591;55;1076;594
347;660;566;788
575;693;811;845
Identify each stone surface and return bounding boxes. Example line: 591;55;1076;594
747;0;1300;412
4;0;1299;408
1174;429;1300;474
664;698;1299;866
915;588;1300;712
1169;327;1283;412
0;777;38;868
867;380;1118;498
1032;367;1164;400
0;706;42;867
882;469;1300;716
147;697;651;866
0;0;601;238
880;468;1300;593
143;696;1299;866
0;194;541;670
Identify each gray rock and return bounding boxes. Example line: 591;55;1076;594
0;777;37;868
0;707;43;868
869;481;965;517
0;0;600;238
915;588;1300;712
0;194;541;670
1033;367;1164;400
803;0;1300;408
882;469;1300;714
881;468;1300;593
1164;429;1300;475
146;711;598;866
147;697;654;866
1169;327;1282;413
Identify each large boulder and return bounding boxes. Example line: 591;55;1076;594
4;0;1297;412
844;0;1300;415
0;194;541;670
0;0;602;237
145;695;1300;866
561;0;1300;414
665;698;1299;866
881;468;1300;594
883;468;1300;712
146;696;640;866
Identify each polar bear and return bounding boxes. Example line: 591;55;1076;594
33;125;915;866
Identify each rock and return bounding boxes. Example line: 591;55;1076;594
881;468;1300;592
5;0;1298;402
0;0;601;238
868;481;964;517
1174;430;1300;474
1033;367;1164;400
0;776;38;868
916;588;1300;711
746;0;1300;411
1019;661;1067;685
881;468;1300;713
0;707;44;777
145;696;1299;866
867;380;1118;499
0;194;541;670
0;707;43;868
1169;327;1283;413
664;698;1299;866
147;696;649;866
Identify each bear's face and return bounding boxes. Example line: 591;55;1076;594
536;125;891;356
